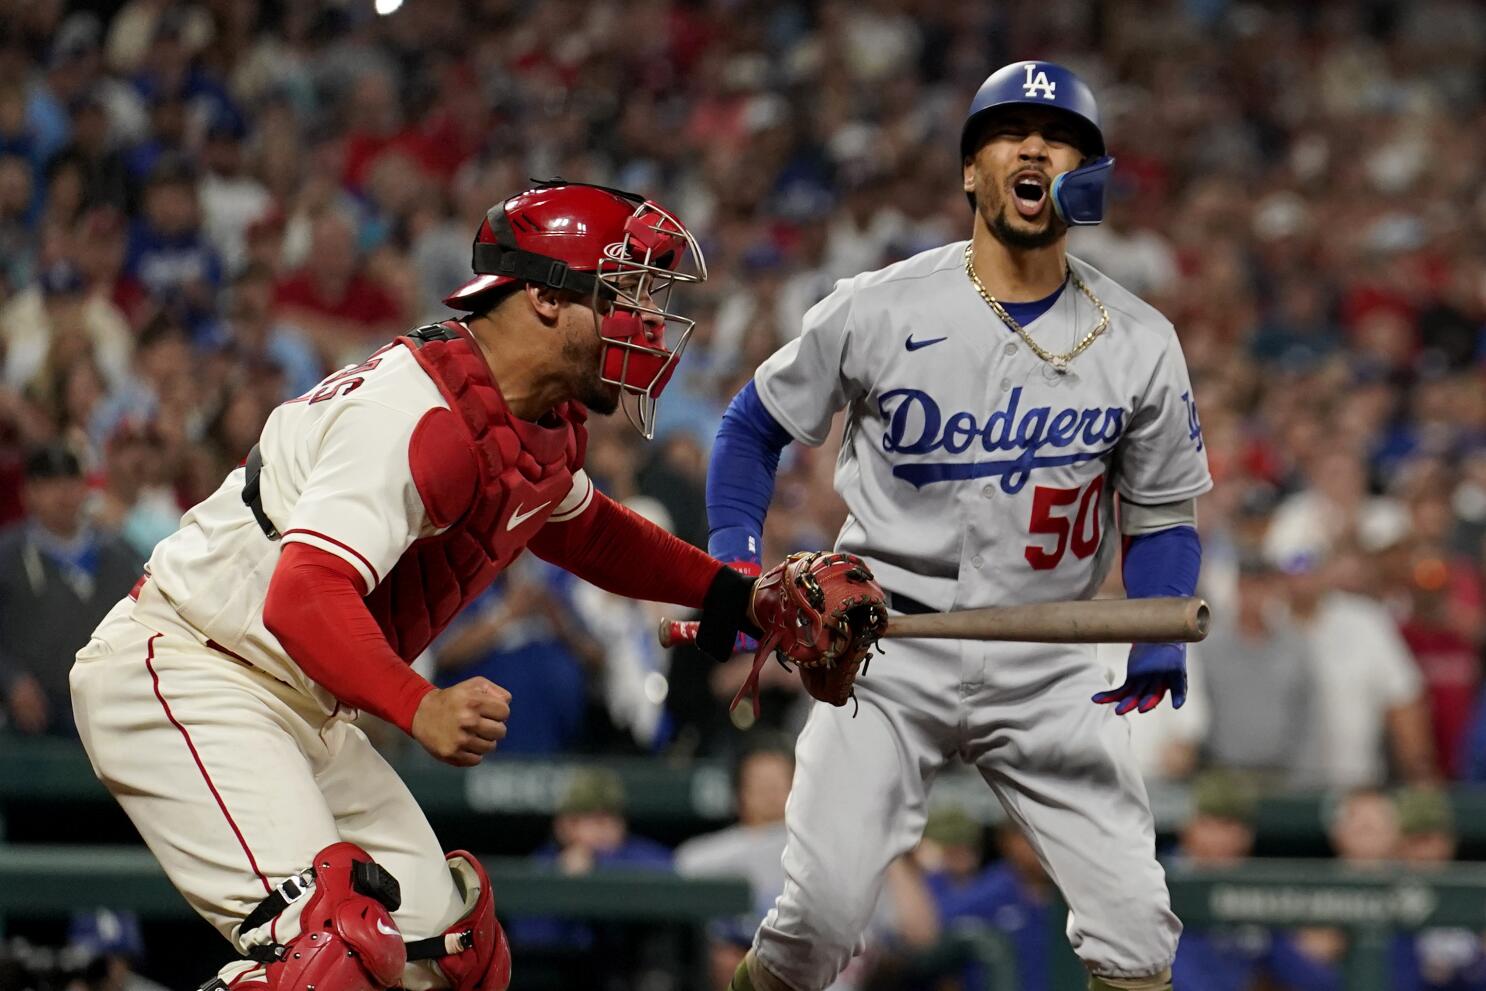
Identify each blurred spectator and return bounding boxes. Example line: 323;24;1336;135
675;734;795;988
66;908;170;991
1196;553;1315;782
0;153;36;295
1280;549;1436;789
917;806;1054;991
1389;788;1486;990
431;557;601;755
55;92;131;212
89;312;191;452
197;116;270;277
214;264;323;400
545;768;672;875
0;258;131;394
1328;788;1403;866
510;769;673;983
124;156;223;337
0;444;139;735
90;421;179;562
272;206;405;364
75;205;150;326
1264;450;1409;571
569;495;682;752
1171;771;1341;991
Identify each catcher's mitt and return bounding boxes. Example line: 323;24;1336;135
732;551;889;716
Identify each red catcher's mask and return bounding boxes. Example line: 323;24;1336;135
443;181;706;439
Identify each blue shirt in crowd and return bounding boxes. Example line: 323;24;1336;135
1393;930;1486;991
431;564;588;755
1173;927;1340;991
930;862;1052;991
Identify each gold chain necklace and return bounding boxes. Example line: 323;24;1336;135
963;242;1109;373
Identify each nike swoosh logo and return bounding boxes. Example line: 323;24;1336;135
376;919;399;937
905;335;948;351
506;501;552;531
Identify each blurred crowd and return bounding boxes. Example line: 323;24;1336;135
0;0;1485;986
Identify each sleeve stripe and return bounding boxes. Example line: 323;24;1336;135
547;472;595;523
281;529;381;589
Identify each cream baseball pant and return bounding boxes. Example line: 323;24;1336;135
754;634;1181;990
70;587;463;989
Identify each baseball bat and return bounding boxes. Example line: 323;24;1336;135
658;596;1209;648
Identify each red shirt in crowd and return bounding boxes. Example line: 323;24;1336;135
274;272;404;328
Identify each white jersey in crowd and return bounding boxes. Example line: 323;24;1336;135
141;342;591;711
754;240;1212;610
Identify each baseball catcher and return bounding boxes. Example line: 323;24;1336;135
70;179;884;991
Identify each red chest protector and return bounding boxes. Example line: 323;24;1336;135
363;322;587;659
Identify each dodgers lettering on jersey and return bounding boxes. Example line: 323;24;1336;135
752;240;1211;611
879;386;1124;492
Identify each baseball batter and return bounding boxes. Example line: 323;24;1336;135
68;181;810;991
707;62;1211;991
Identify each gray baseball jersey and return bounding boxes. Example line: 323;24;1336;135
746;240;1209;988
753;239;1211;609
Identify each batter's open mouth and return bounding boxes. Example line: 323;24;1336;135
1011;171;1049;218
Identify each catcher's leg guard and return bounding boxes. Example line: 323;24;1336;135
211;842;407;991
406;850;510;991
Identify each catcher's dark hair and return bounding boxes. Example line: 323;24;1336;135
464;282;522;320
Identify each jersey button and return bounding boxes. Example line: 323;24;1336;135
972;555;985;568
1004;343;1017;356
981;484;995;498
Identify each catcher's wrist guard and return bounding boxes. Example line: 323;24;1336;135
696;565;762;662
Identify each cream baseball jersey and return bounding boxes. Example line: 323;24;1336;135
753;240;1211;611
144;342;593;709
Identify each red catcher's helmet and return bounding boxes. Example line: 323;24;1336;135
443;179;707;439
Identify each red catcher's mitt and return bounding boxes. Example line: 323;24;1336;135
731;551;889;716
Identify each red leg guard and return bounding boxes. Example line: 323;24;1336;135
431;851;511;991
247;842;408;991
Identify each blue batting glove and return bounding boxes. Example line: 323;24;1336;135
1092;642;1187;715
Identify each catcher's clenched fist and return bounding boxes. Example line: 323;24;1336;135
733;551;889;715
411;676;512;767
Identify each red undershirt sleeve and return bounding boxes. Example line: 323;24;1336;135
528;488;725;607
263;541;435;735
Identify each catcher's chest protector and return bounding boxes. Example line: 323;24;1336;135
363;322;587;659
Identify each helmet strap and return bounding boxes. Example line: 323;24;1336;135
470;243;600;296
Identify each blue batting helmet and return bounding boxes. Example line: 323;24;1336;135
960;60;1114;226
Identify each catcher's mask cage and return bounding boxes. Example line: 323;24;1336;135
592;198;707;439
456;179;707;439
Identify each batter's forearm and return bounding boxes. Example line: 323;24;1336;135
1121;525;1200;599
707;381;793;563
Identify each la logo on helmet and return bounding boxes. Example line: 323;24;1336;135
1022;64;1057;99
